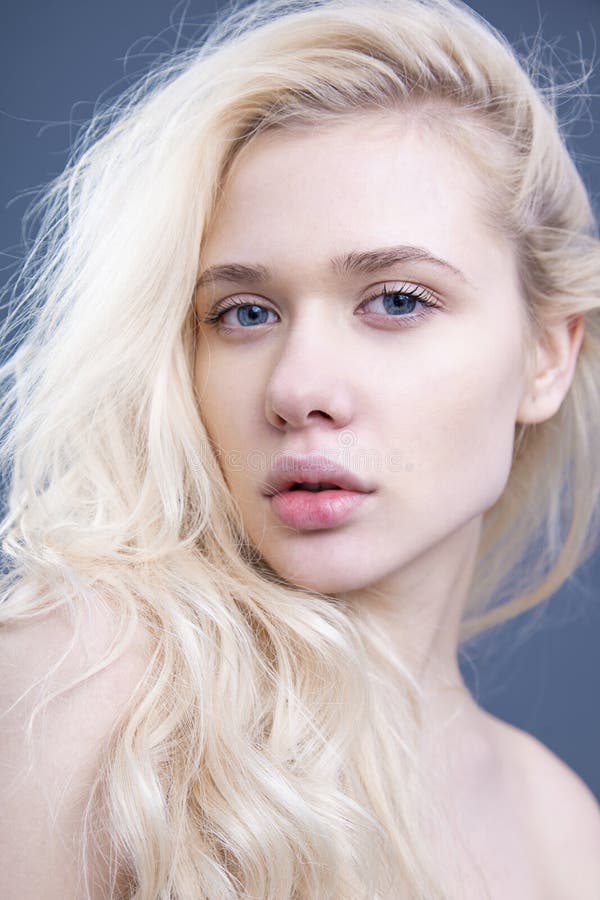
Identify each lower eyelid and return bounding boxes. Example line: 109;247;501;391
208;289;440;328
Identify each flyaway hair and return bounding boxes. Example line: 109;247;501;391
1;0;600;897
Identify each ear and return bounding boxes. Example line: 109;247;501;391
517;314;585;424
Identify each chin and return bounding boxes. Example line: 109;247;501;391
260;550;379;597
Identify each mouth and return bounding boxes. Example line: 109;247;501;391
267;482;373;530
287;482;344;493
262;454;375;528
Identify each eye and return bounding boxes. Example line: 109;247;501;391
199;281;442;333
358;282;442;325
200;298;279;332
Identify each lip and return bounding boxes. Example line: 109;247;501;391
268;487;372;530
262;453;376;531
262;454;375;497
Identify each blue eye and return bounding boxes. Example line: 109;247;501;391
201;282;441;333
372;292;418;315
202;300;278;331
231;304;273;327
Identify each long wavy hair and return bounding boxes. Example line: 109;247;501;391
1;0;600;897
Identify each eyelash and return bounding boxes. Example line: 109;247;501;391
200;282;442;333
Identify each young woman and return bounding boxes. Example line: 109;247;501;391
1;0;599;897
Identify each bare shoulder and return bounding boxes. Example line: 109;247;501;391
488;714;600;899
1;591;152;686
1;595;153;748
1;591;154;774
0;593;153;899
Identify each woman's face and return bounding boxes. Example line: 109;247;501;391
194;114;532;599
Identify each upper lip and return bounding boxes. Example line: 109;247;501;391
262;454;376;497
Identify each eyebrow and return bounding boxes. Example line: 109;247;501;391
195;244;469;289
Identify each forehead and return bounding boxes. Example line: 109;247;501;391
202;113;516;291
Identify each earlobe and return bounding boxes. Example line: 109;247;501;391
516;315;585;425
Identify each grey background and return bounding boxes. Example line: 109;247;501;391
2;0;599;799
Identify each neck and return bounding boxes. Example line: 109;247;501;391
343;515;485;733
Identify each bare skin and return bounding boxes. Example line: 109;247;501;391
1;114;596;899
192;111;593;895
420;699;600;899
194;113;582;702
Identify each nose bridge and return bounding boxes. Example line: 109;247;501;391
278;303;337;369
264;303;353;428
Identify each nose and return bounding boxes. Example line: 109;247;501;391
264;315;354;432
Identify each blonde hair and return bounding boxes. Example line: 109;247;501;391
1;0;600;896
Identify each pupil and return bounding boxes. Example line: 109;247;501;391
383;293;416;315
238;305;269;326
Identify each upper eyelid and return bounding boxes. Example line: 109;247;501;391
203;280;439;311
199;283;443;334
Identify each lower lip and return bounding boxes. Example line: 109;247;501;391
268;489;371;530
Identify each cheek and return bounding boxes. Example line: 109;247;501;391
194;350;264;492
402;330;526;517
